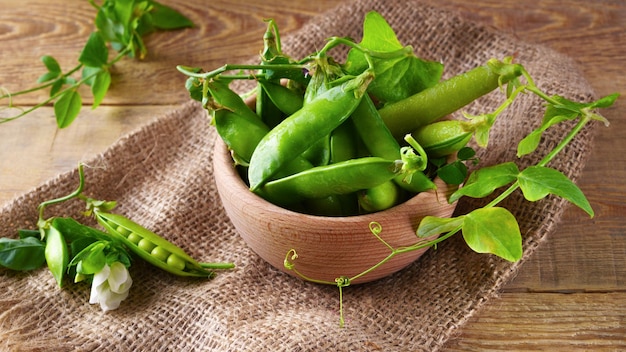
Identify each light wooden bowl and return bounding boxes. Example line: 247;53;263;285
213;139;459;284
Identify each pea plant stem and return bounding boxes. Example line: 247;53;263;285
38;164;86;226
1;46;131;124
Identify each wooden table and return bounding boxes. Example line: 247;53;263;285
1;0;624;350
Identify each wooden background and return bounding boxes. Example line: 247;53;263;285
1;0;624;350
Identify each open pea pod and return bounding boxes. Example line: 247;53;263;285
95;211;232;278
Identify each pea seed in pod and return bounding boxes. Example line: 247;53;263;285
116;225;131;237
411;120;473;158
127;232;142;245
151;246;171;262
167;254;187;271
137;238;156;253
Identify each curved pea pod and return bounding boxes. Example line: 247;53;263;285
379;60;523;139
95;211;233;278
208;80;314;177
212;108;269;166
259;80;304;116
411;120;473;158
257;157;403;206
349;95;435;193
44;225;69;287
248;69;375;191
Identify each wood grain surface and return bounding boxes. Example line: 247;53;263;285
1;0;624;350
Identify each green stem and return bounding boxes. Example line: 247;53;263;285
0;64;83;100
1;46;131;124
199;262;236;270
38;164;85;223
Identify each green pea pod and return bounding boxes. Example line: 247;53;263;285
44;225;69;287
258;157;402;205
259;80;304;116
379;60;523;139
411;120;473;158
350;94;435;193
248;69;375;191
351;94;400;160
208;80;313;176
329;119;359;164
301;135;331;167
212;108;270;166
95;211;233;278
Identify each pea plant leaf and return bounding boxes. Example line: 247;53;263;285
517;94;618;157
150;1;195;29
79;32;109;68
517;165;594;217
91;70;112;109
344;10;443;104
37;55;62;83
462;207;522;262
436;161;468;185
417;215;465;238
449;162;520;203
0;237;46;271
54;90;82;128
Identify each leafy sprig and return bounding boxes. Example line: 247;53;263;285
0;0;193;128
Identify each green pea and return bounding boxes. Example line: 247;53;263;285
150;246;171;262
127;232;142;245
137;238;156;253
115;225;131;237
166;254;186;271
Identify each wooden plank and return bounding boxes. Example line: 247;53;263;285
445;292;626;351
0;106;172;204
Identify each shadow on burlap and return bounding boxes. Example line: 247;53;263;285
0;0;600;351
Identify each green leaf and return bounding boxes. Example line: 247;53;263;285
0;237;46;271
417;215;464;238
457;147;476;160
449;162;520;203
79;32;109;68
517;166;593;217
54;90;82;128
49;79;65;97
150;1;194;29
37;71;60;84
81;66;101;86
41;55;61;73
344;11;443;103
462;207;522;262
73;242;107;275
44;226;69;287
517;129;542;157
92;70;111;109
436;161;467;185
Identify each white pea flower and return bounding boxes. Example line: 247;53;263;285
89;262;133;312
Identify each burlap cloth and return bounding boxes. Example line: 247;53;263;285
0;0;600;351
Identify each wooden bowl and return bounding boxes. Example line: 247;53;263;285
213;139;458;284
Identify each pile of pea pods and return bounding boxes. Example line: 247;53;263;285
180;13;523;216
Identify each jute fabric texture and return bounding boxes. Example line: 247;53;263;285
0;0;599;350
